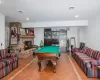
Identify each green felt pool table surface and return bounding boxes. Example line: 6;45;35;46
35;46;59;54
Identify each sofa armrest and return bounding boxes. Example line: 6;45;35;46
6;53;17;58
6;53;11;57
91;60;100;66
10;53;17;57
72;48;79;52
87;60;100;69
0;62;6;69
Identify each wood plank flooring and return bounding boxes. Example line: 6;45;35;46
1;53;100;80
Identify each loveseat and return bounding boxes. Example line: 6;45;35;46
72;47;100;78
0;49;18;78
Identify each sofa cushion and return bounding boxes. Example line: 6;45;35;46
1;58;13;66
91;60;100;66
72;48;79;52
77;53;92;60
77;53;94;68
10;53;17;58
0;57;18;66
0;62;6;69
86;48;91;56
6;53;11;58
6;53;17;58
88;49;95;58
0;49;7;59
75;52;88;57
92;51;98;59
96;51;100;60
79;47;88;54
82;58;93;63
80;56;93;61
92;51;100;60
12;57;18;62
75;52;84;55
75;52;93;61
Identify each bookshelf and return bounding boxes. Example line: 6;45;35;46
44;28;60;46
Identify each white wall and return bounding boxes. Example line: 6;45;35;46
34;27;79;47
34;28;44;46
22;20;88;48
67;27;79;47
79;27;87;43
79;14;100;51
22;20;88;28
68;26;87;48
87;15;100;50
5;27;9;48
0;13;5;49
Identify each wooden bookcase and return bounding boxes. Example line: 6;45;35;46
44;28;60;46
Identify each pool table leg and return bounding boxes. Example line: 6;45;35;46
52;61;56;73
38;61;41;71
59;53;61;57
33;52;36;58
57;53;61;59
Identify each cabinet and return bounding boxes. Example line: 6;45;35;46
44;28;59;46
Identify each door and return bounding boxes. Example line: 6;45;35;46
59;29;67;53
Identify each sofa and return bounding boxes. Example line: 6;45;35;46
72;47;100;78
0;49;18;78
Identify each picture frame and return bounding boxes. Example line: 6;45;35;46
25;28;29;35
29;28;34;36
10;26;18;45
20;28;26;35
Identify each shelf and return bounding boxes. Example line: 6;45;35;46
20;35;34;38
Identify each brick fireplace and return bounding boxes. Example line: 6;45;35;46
19;38;34;50
13;38;35;58
9;22;35;58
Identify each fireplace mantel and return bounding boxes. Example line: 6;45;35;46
20;35;34;38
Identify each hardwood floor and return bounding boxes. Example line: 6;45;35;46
1;53;100;80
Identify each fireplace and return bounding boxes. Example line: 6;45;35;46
24;41;32;50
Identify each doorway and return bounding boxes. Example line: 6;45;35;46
59;29;67;53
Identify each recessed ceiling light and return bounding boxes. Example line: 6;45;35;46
26;18;29;20
75;15;79;18
0;0;4;4
17;10;23;13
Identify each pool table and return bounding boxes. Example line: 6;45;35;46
35;46;60;73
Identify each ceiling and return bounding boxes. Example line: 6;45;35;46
0;0;100;24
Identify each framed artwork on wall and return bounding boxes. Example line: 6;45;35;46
10;26;18;45
29;29;34;36
20;28;26;35
25;28;29;35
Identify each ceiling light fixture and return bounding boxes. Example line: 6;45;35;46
75;15;79;18
69;6;75;10
26;18;30;20
17;10;23;13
